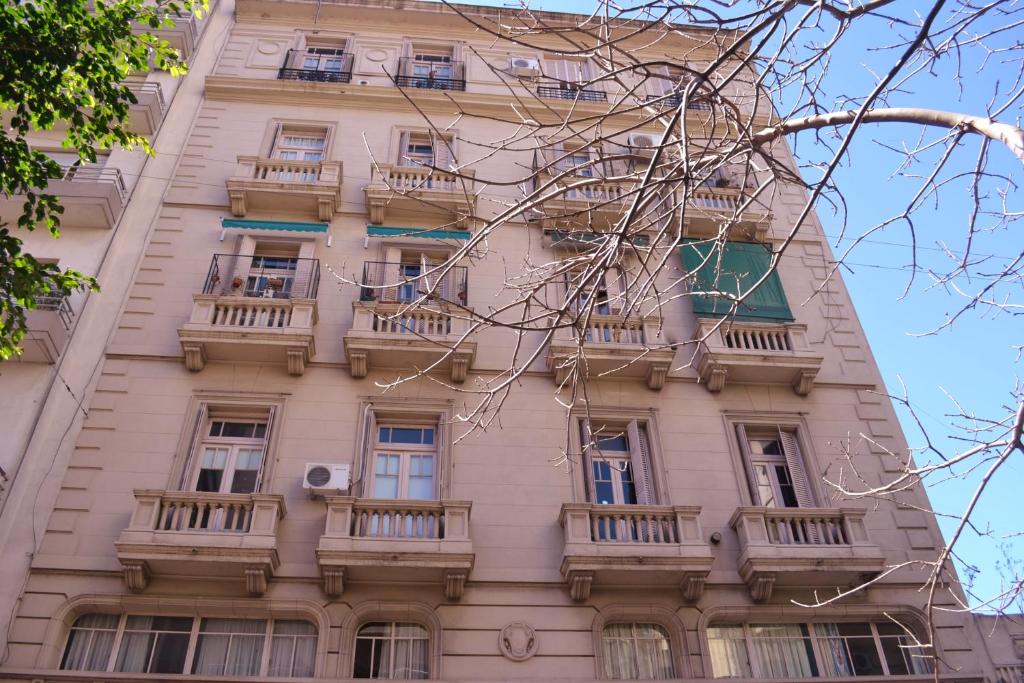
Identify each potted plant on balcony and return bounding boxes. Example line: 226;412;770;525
230;276;243;294
714;176;733;188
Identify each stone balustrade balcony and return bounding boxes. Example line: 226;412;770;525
114;489;286;596
364;164;476;229
227;157;343;221
685;185;771;239
532;172;638;229
178;254;319;375
559;503;714;602
316;497;474;600
695;318;824;395
547;312;675;390
127;80;166;135
730;506;885;602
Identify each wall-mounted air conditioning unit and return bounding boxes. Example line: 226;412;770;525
627;133;658;157
303;463;351;496
510;57;541;78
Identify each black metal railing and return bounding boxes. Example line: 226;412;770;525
202;254;320;300
358;261;468;305
395;58;466;91
537;84;607;102
35;294;74;330
278;50;354;83
644;92;712;111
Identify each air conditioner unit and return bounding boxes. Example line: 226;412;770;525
303;463;351;496
627;133;657;157
509;57;541;77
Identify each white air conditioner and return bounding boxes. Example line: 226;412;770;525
628;133;657;157
303;463;351;496
509;57;541;77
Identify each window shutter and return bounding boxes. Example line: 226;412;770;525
383;247;403;302
356;406;377;498
604;266;626;314
178;404;209;490
397;131;412;166
398;40;414;77
778;429;815;507
649;64;671;97
679;239;794;321
581;419;597;502
627;420;655;504
252;406;276;492
735;424;762;506
268;123;283;157
432;134;453;171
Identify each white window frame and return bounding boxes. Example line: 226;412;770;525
188;418;269;495
352;621;431;679
368;422;439;500
61;614;318;678
579;416;661;506
729;417;822;509
271;128;327;162
601;622;677;680
706;621;933;679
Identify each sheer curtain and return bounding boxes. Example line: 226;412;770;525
813;624;854;677
602;623;674;680
707;626;753;678
192;618;266;676
750;624;815;678
392;624;429;680
269;620;317;677
62;614;119;671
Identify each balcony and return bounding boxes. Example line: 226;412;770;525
532;172;636;229
177;254;319;375
127;81;166;135
31;164;127;229
559;503;713;602
538;84;607;102
685;185;771;240
278;50;353;83
729;506;885;602
694;319;824;395
114;489;286;596
364;164;476;229
316;497;474;600
395;57;466;91
227;157;343;221
644;92;713;111
19;295;74;363
344;262;474;383
995;666;1024;683
547;313;675;390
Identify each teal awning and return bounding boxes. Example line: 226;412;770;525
367;225;471;240
222;218;329;233
680;238;794;321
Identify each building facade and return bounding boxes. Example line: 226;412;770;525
0;0;1009;681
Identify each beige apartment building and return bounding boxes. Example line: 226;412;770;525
0;0;1015;681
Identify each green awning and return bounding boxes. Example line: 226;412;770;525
680;238;794;321
545;229;651;248
367;225;472;240
222;218;329;233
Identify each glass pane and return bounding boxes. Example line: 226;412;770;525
707;626;752;678
597;434;628;451
373;455;400;498
846;636;883;675
390;428;427;444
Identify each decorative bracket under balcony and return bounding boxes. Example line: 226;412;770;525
316;496;474;600
559;503;714;602
364;164;476;229
546;314;675;390
115;490;286;596
695;319;824;395
227;157;342;222
729;506;885;602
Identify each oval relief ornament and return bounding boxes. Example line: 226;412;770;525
499;622;537;662
256;40;282;55
365;48;388;63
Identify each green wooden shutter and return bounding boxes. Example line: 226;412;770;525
680;239;794;321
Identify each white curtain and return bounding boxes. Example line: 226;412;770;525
813;624;854;677
603;623;673;680
392;623;429;679
62;614;119;671
707;626;753;678
750;624;814;678
269;620;317;677
193;618;266;676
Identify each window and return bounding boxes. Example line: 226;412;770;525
190;418;269;495
353;622;430;679
412;49;454;81
603;623;675;680
735;425;814;509
396;44;463;91
270;126;328;181
61;614;317;677
371;425;436;500
245;249;301;299
679;239;794;322
581;418;658;513
567;266;627;319
303;44;346;73
707;622;932;679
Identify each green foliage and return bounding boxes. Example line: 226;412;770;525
0;0;205;359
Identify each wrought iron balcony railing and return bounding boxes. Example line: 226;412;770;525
202;254;320;300
278;50;354;83
395;58;466;91
34;294;74;330
644;92;712;110
358;261;468;306
537;84;607;102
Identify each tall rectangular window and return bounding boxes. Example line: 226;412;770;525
191;619;267;676
735;425;814;508
353;622;429;679
371;425;437;500
114;616;192;674
191;418;269;495
602;623;675;680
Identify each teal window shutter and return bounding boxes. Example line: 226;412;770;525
680;239;794;321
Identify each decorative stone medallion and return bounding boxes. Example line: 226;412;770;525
499;622;537;662
365;48;389;63
256;40;282;55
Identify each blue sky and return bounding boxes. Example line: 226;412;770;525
434;0;1022;607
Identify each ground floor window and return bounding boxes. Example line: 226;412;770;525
353;622;430;679
602;622;675;680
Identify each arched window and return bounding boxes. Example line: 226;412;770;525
602;622;675;680
353;622;430;679
60;613;317;677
